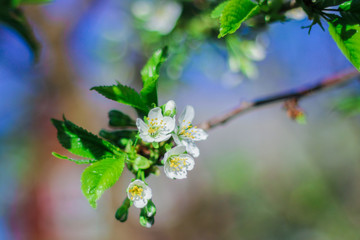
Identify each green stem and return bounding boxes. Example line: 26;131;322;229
137;170;145;181
133;135;139;146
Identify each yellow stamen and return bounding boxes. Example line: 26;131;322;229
148;127;160;135
129;185;143;200
169;157;187;169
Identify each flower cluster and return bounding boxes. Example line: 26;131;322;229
126;100;208;211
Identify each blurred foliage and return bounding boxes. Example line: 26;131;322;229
2;0;360;81
128;0;360;85
335;95;360;115
0;0;50;59
204;150;360;239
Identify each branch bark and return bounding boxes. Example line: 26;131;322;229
198;68;360;130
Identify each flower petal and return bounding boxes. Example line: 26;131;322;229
167;145;186;157
191;128;208;141
136;118;149;134
179;105;195;128
164;164;188;179
132;179;145;186
162;116;175;132
179;154;195;171
154;133;171;142
143;187;152;199
174;170;188;179
139;133;154;143
164;165;177;179
148;107;163;120
134;198;148;208
172;133;181;145
184;140;200;157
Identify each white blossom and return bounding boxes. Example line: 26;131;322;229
136;107;175;142
172;105;208;157
164;146;194;179
127;180;152;208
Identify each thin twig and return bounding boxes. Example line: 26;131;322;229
198;68;360;130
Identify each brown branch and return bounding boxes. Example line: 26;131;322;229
198;68;360;130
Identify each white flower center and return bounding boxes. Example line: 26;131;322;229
169;156;187;171
129;185;144;200
147;117;167;137
179;121;197;139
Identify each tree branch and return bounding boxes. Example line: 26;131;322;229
198;68;360;130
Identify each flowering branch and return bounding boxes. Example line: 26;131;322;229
52;46;359;228
199;68;360;130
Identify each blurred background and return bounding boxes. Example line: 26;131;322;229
1;0;360;239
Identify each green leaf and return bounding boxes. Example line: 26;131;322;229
0;8;39;59
339;0;360;11
81;156;125;208
52;117;121;160
99;129;137;147
218;0;260;38
52;152;99;164
140;47;168;106
328;19;360;70
108;110;136;127
91;84;148;113
211;1;229;18
335;95;360;115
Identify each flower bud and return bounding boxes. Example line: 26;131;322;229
142;200;157;217
150;166;161;176
138;200;156;227
115;198;131;222
133;156;151;171
139;213;155;228
162;100;176;117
